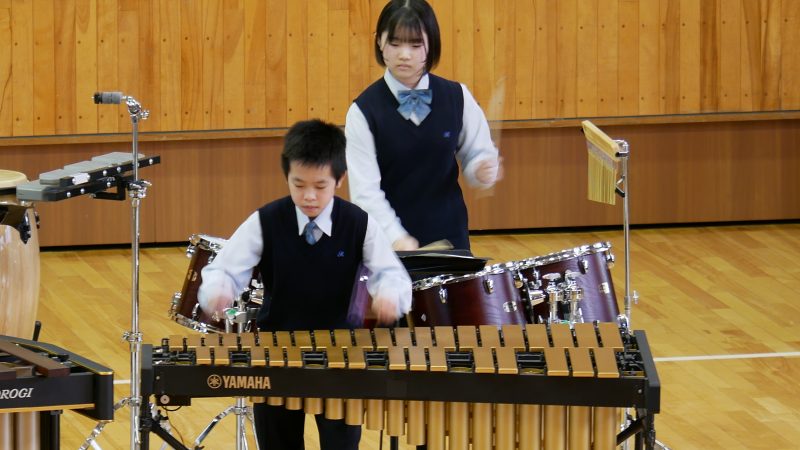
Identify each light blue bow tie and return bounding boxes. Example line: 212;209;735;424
397;89;432;121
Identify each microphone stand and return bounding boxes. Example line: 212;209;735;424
79;94;150;450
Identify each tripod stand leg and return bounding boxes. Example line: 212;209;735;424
248;409;261;450
194;406;236;446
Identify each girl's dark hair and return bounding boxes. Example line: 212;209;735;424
281;119;347;181
374;0;441;73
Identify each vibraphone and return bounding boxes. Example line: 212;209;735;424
142;323;660;449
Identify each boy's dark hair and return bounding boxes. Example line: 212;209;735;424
281;119;347;181
374;0;441;73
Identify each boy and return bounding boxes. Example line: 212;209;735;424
199;119;412;450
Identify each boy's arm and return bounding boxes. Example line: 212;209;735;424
361;215;412;324
198;212;264;314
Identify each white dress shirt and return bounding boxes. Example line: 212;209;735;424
345;70;500;244
198;198;412;316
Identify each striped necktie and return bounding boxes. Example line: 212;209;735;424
304;221;318;245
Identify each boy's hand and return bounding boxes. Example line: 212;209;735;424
372;296;401;325
203;294;234;316
392;235;419;251
476;156;503;185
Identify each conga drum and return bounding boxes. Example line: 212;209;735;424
0;170;40;339
0;170;41;450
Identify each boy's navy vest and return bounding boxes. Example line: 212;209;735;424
354;73;469;250
257;196;367;331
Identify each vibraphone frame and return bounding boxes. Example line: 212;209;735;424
140;325;660;449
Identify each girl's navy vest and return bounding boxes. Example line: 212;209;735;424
354;74;469;250
257;196;367;331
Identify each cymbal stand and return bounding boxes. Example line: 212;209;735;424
79;94;150;450
192;296;260;450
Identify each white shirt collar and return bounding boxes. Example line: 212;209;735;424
383;69;430;100
296;199;334;237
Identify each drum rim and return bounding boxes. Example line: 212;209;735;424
518;241;613;267
189;233;227;251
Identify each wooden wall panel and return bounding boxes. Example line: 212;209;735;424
0;0;796;136
1;120;796;247
32;0;55;135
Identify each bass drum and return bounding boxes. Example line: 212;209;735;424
0;170;40;339
518;242;619;323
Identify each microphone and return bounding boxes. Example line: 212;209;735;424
93;92;124;104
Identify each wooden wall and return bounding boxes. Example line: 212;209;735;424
1;0;799;139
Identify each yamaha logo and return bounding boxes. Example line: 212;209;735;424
207;375;223;389
206;374;271;390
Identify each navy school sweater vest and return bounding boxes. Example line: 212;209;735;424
256;196;368;331
354;74;470;250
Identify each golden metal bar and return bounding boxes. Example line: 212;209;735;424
434;326;456;349
285;397;302;410
593;348;620;378
496;347;518;374
205;334;221;346
1;413;13;450
478;324;501;348
543;348;569;376
427;401;446;450
286;346;302;368
406;400;426;445
304;398;323;415
525;324;549;350
313;330;332;348
543;405;566;450
428;347;447;372
365;399;385;430
275;331;292;349
259;331;274;347
250;347;267;367
294;330;312;349
267;346;285;367
568;347;595;377
324;398;344;420
374;328;392;348
597;323;624;350
195;346;211;365
408;346;426;371
212;347;229;366
495;403;516;450
414;327;433;347
388;346;406;370
386;400;405;436
471;403;492;450
502;324;526;349
518;404;542;450
266;397;283;406
346;347;366;369
568;406;591;449
186;335;202;349
334;329;353;347
240;332;256;349
573;323;599;348
456;325;478;349
168;335;184;351
222;333;238;349
472;347;495;373
447;402;469;450
394;327;412;348
345;399;364;426
593;407;618;450
549;324;574;348
354;329;373;349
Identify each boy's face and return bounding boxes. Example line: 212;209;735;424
287;161;342;219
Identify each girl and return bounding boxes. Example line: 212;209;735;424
345;0;501;252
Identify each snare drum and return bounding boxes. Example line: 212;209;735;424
518;242;619;323
409;265;527;327
0;170;40;339
169;234;261;333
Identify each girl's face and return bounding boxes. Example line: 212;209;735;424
378;29;429;88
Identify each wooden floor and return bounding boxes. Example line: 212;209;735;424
9;222;800;449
